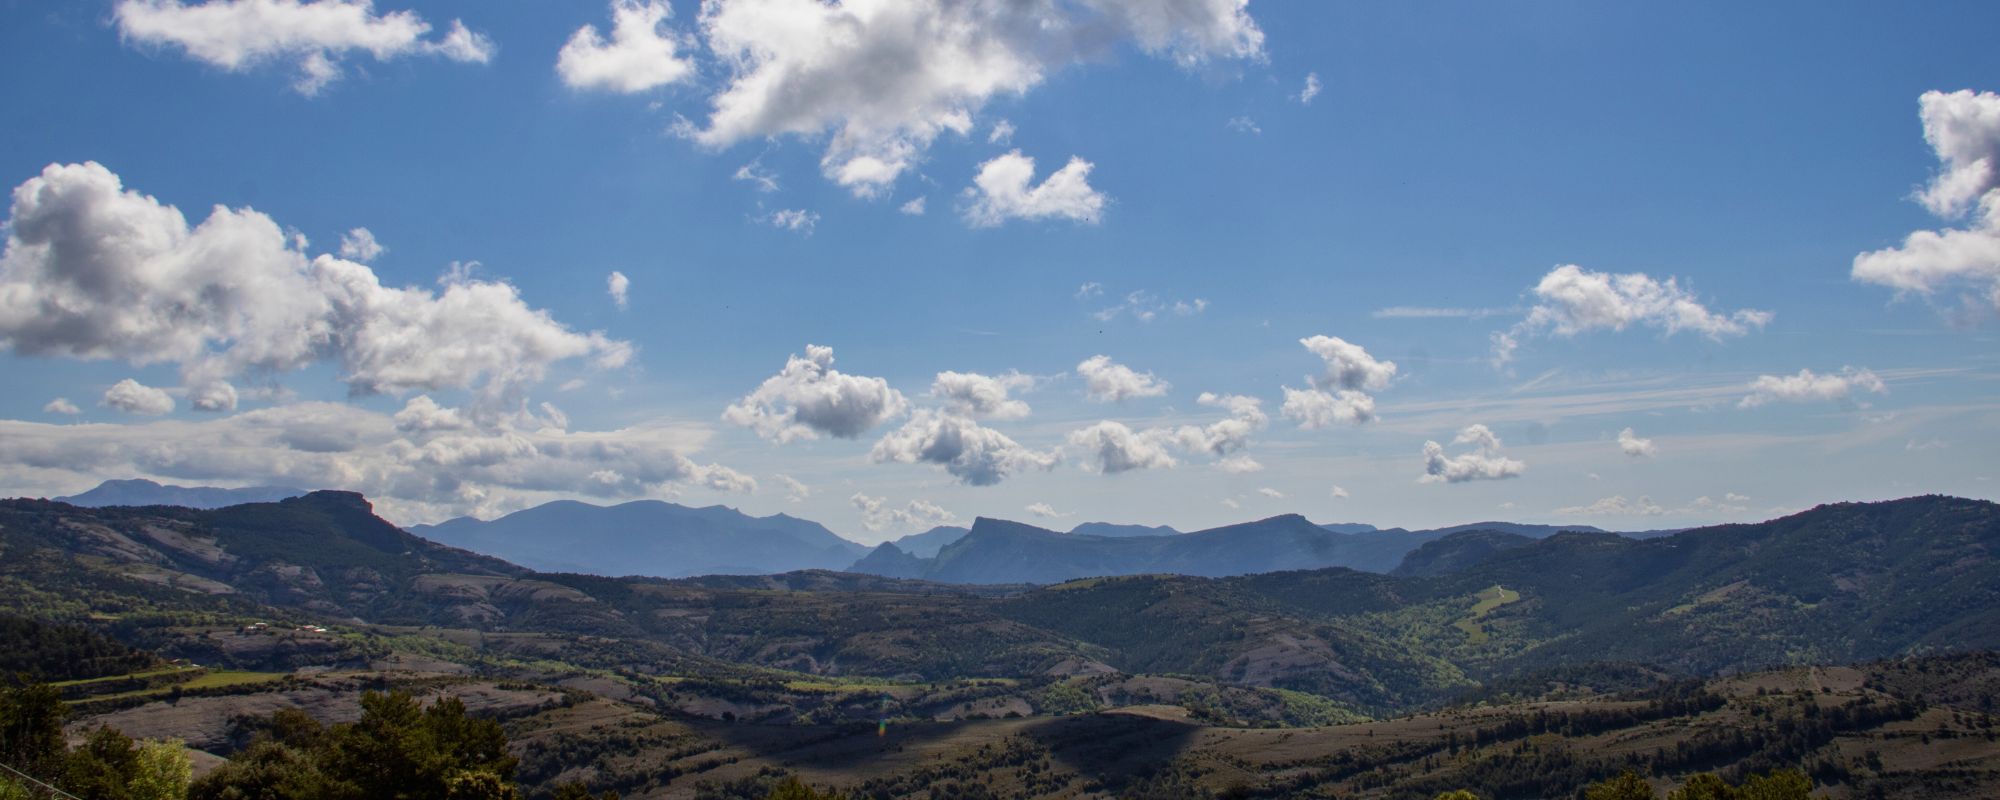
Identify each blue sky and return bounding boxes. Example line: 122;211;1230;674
1;0;1997;542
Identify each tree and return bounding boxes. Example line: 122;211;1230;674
1737;770;1813;800
1586;770;1659;800
128;740;193;800
1668;773;1736;800
191;690;519;800
1435;792;1482;800
764;777;848;800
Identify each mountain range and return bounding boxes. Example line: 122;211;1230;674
53;478;307;509
409;499;871;578
40;479;1683;582
846;514;1637;584
6;490;2000;796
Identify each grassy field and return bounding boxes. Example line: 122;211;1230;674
1453;585;1521;645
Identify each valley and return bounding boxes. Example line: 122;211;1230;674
3;491;1999;797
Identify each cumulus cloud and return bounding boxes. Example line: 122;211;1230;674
43;398;80;416
870;409;1058;486
1420;424;1526;484
1026;501;1068;519
775;473;810;502
1329;484;1349;499
0;162;630;415
1215;454;1263;473
1556;495;1664;516
103;379;175;415
988;119;1016;145
189;380;239;412
1076;355;1169;403
1617;427;1656;457
850;492;956;532
1075;282;1104;299
1065;420;1179;474
1281;335;1394;429
963;151;1107;226
1226;116;1261;135
0;397;746;522
898;197;927;216
1739;367;1887;408
607;271;630;309
1295;71;1320;104
338;227;383;262
1172;392;1266;455
1299;335;1397;392
1494;265;1771;364
724;344;907;442
557;0;696;93
1256;487;1284;499
1852;89;2000;313
114;0;494;95
929;370;1036;420
685;0;1263;196
1280;386;1374;428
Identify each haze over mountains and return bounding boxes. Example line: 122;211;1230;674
46;479;1680;581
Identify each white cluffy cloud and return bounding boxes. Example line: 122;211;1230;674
724;344;907;442
1076;355;1169;403
851;492;956;532
1281;335;1395;428
929;370;1036;419
1617;427;1657;457
607;271;631;309
558;1;696;94
0;397;750;524
898;197;927;216
870;408;1058;486
1493;265;1771;364
43;398;81;416
114;0;494;96
1065;420;1178;474
103;379;175;416
1329;484;1349;499
1025;502;1068;519
338;227;384;262
0;162;630;415
1067;392;1267;474
1739;367;1886;408
963;151;1107;227
1853;89;2000;313
685;0;1264;197
1173;392;1266;455
1421;424;1526;484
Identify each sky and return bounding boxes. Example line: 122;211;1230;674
1;0;1998;544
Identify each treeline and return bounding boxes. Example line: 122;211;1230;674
0;615;159;683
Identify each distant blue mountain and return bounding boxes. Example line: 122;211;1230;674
410;499;869;579
55;479;307;509
849;516;1641;584
888;525;970;558
1067;522;1182;538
